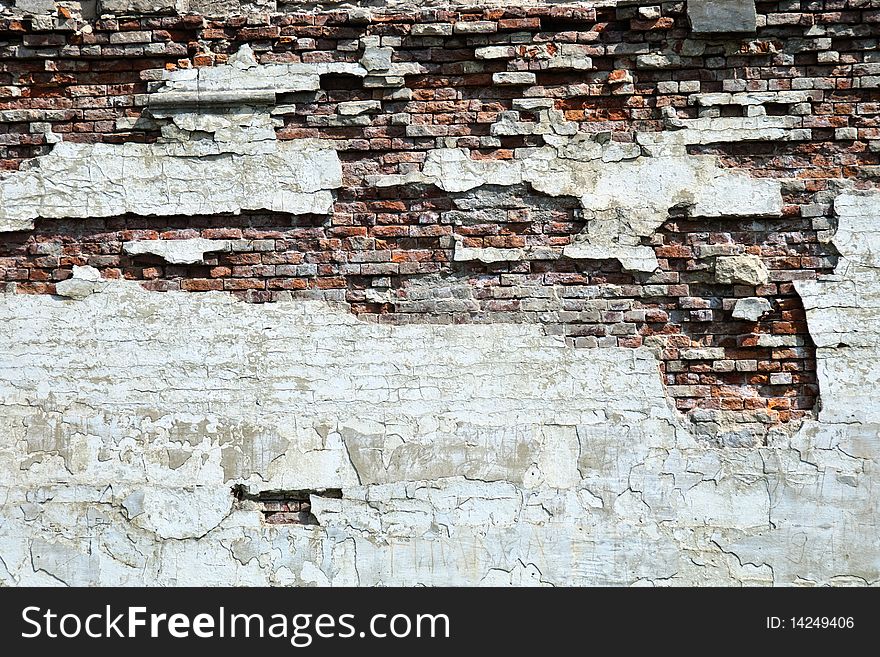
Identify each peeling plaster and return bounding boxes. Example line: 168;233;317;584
123;238;232;264
369;114;783;273
0;138;341;232
1;214;878;585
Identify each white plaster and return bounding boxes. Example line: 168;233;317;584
54;265;106;300
797;191;880;426
123;238;232;264
0;268;876;585
0;138;342;232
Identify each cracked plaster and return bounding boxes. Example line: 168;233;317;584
1;186;878;584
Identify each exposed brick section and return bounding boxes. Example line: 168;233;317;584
0;3;876;166
0;200;834;425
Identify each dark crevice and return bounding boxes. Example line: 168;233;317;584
319;73;364;91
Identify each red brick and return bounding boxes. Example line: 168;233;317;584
181;279;223;292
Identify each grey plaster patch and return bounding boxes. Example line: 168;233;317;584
732;297;773;321
688;0;758;34
371;143;781;273
715;255;771;285
54;265;106;300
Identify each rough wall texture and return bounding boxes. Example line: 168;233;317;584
0;0;878;585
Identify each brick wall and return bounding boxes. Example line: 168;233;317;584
1;0;878;441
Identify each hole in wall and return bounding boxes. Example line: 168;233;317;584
320;73;364;91
231;485;343;525
764;103;790;116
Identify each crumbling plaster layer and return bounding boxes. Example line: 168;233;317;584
123;238;232;264
1;191;878;586
797;192;880;427
0;138;342;232
0;49;785;277
372;147;782;272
